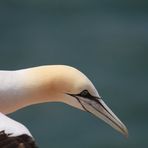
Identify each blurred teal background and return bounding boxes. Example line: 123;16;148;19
0;0;148;147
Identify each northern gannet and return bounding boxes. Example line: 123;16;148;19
0;65;128;147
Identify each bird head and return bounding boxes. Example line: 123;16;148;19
43;65;128;137
23;65;128;137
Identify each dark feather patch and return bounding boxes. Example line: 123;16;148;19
0;131;38;148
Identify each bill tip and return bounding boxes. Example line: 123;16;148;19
122;126;128;138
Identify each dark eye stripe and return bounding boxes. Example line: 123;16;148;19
67;90;101;100
78;90;93;98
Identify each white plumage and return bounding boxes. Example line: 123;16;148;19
0;113;32;137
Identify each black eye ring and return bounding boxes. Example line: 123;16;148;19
79;90;90;97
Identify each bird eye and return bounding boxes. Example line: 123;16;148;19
79;90;90;97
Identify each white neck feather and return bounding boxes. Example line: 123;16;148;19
0;68;56;114
0;66;75;114
0;70;29;114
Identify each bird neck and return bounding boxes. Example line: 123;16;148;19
0;66;62;114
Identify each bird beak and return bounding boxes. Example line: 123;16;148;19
77;97;128;137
